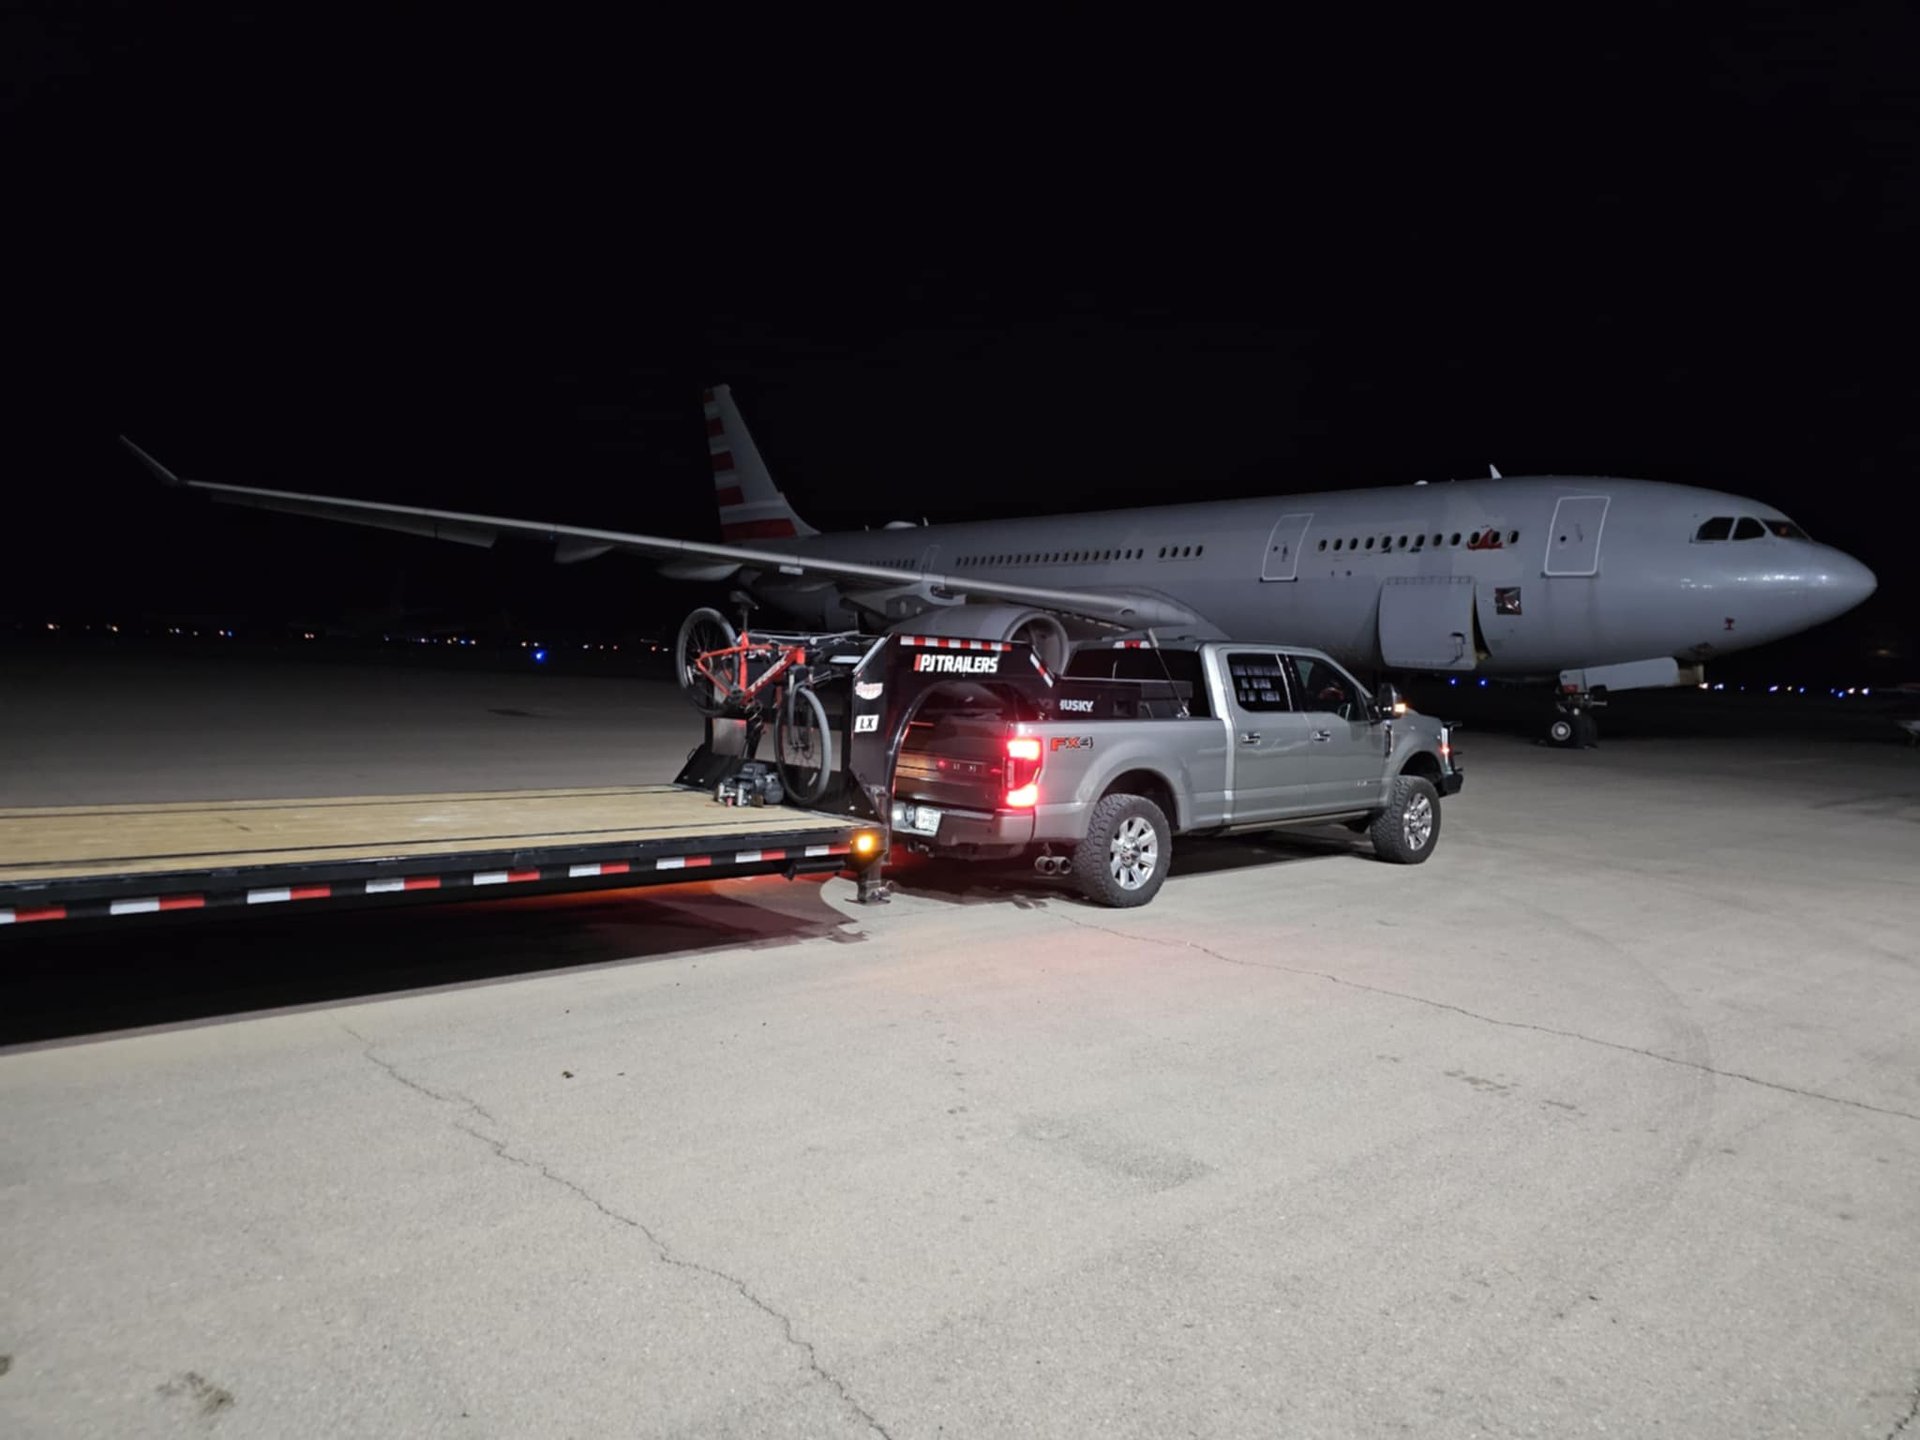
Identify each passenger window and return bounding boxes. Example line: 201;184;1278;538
1733;517;1765;540
1288;655;1364;722
1226;653;1292;712
1694;517;1734;541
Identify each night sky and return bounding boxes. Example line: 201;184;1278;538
9;6;1917;678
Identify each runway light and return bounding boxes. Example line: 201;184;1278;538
1478;678;1489;687
1769;685;1779;693
1448;677;1458;686
533;649;548;663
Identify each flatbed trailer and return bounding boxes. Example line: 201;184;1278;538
0;784;883;926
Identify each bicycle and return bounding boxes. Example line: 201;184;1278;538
673;606;863;805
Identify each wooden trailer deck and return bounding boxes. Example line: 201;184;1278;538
0;786;876;924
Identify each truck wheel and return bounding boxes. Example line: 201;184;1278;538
1072;793;1171;908
1369;776;1440;864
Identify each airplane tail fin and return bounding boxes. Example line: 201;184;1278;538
703;384;817;541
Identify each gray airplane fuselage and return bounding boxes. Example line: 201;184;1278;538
746;477;1876;678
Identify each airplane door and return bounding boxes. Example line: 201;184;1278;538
1378;576;1477;671
1542;495;1610;576
1260;513;1314;581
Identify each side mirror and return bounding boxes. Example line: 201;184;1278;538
1374;682;1405;720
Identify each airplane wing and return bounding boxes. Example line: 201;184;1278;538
123;439;1207;632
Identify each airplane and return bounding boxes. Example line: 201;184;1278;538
122;384;1878;746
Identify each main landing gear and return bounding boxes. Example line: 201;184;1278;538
1547;692;1601;748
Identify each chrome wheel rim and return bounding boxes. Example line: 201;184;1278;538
1109;815;1159;891
1402;793;1434;851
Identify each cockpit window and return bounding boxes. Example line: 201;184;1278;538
1733;517;1766;540
1764;517;1809;540
1694;517;1734;541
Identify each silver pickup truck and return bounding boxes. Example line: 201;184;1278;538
887;639;1463;907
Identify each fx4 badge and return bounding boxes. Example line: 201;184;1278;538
1049;735;1095;752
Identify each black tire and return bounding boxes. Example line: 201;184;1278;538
1369;775;1441;864
1548;715;1576;746
776;684;833;805
1071;793;1171;908
675;607;738;717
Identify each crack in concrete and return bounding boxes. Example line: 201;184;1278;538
451;1122;894;1440
1886;1373;1920;1440
333;1016;889;1437
335;1019;501;1127
1051;914;1920;1125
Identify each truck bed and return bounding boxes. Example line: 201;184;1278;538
0;785;872;924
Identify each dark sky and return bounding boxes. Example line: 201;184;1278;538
8;5;1917;673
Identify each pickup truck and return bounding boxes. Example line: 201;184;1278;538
885;638;1463;907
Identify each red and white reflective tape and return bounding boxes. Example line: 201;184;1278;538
365;875;443;895
567;860;632;878
1029;652;1054;686
473;869;542;887
248;884;333;905
109;894;206;916
0;905;67;924
898;636;1012;651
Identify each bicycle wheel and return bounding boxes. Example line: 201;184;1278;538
776;683;833;805
674;607;738;716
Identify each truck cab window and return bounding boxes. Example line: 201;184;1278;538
1286;654;1364;722
1225;653;1292;712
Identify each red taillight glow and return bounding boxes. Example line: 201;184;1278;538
1004;735;1043;807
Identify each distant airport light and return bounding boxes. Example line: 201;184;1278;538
533;649;548;663
1769;685;1779;693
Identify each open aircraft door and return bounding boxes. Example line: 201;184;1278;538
1260;513;1313;581
1542;495;1609;576
1378;576;1478;671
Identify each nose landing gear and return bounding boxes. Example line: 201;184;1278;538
1548;690;1602;748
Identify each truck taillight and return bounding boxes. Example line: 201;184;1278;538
1005;736;1042;808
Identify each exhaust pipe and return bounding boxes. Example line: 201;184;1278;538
1033;854;1072;877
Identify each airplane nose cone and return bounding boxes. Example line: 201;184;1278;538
1811;548;1877;620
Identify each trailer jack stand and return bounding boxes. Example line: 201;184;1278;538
854;854;891;905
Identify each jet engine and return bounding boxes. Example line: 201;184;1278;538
885;605;1072;673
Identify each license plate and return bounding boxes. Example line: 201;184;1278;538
891;803;942;836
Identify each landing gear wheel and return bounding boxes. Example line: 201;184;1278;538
1071;793;1171;908
1548;710;1599;747
1369;776;1441;864
675;607;737;717
776;684;833;805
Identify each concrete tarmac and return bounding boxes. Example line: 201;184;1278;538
3;650;1918;1438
